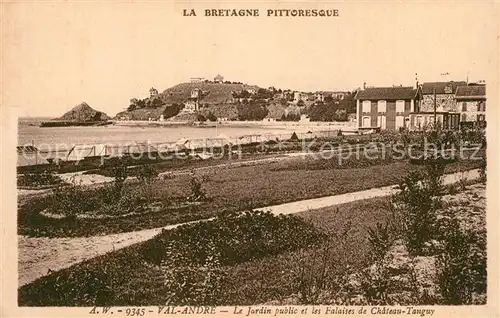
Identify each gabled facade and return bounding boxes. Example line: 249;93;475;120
355;86;421;131
420;81;466;112
455;85;486;123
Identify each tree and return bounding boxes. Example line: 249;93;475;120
163;103;183;119
237;102;268;121
127;98;139;111
281;112;300;121
150;96;164;109
206;111;217;122
297;100;305;107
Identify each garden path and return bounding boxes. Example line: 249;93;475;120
18;169;480;287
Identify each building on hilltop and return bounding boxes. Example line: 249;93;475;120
191;88;201;99
189;77;206;83
182;88;205;113
149;87;159;98
214;74;224;83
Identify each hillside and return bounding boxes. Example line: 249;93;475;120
115;106;167;121
55;102;110;122
199;104;239;120
159;82;260;105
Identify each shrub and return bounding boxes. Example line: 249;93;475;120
188;175;207;202
479;154;487;182
141;210;325;267
137;164;158;184
140;210;324;304
160;241;227;305
51;184;118;216
206;111;217;122
391;167;441;255
367;222;391;260
436;218;487;305
359;263;390;305
111;162;128;194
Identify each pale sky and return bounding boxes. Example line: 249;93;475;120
2;1;498;117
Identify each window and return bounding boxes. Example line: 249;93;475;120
477;114;485;122
362;101;371;113
362;116;370;127
395;116;404;129
377;115;386;129
396;100;405;113
478;101;486;112
416;116;423;128
462;102;467;112
377;100;386;113
461;113;467;122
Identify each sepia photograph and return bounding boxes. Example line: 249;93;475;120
1;0;499;316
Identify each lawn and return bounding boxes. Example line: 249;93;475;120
18;196;393;306
18;150;483;238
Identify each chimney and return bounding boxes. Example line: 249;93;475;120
363;82;366;89
415;73;419;89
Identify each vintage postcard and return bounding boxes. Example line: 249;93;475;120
1;0;499;317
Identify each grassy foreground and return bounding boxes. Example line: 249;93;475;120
18;151;482;238
18;196;391;306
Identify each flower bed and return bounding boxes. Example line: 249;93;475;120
18;210;325;306
17;171;65;189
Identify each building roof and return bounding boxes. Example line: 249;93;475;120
214;74;224;79
455;85;486;100
421;81;467;94
355;86;419;100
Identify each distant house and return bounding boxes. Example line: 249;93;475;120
316;91;347;102
455;85;486;124
293;91;305;103
315;91;332;102
191;88;201;99
183;98;199;113
355;86;421;130
420;81;466;113
214;74;224;83
117;114;132;121
332;91;347;100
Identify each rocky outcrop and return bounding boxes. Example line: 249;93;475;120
55;102;110;122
